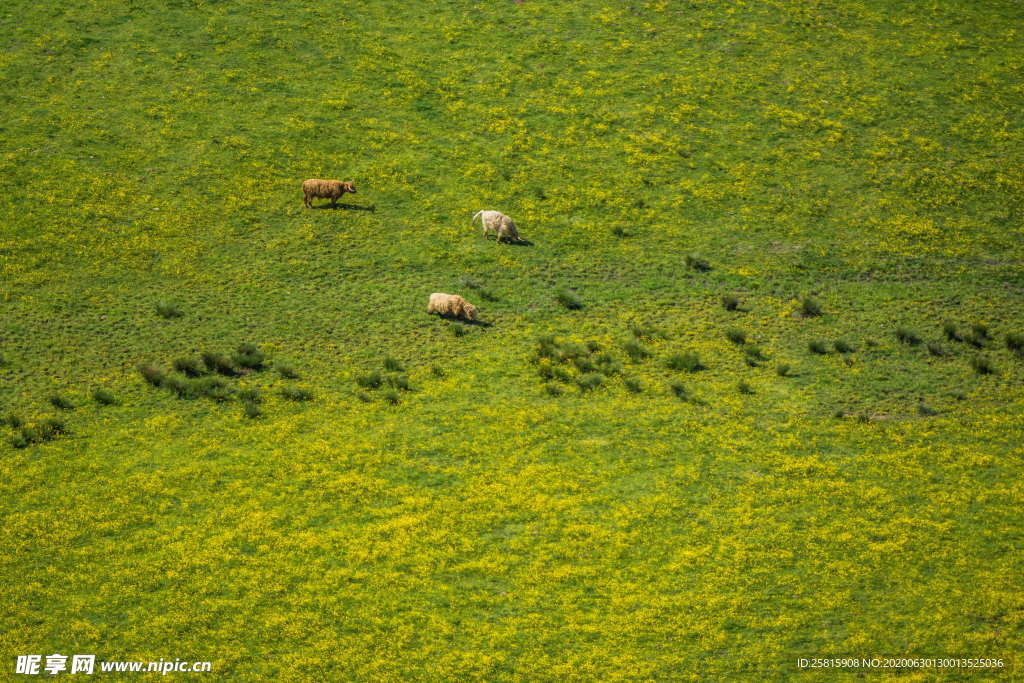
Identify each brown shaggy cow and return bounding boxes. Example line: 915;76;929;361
302;179;356;208
427;293;479;322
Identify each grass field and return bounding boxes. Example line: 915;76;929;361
1;0;1023;678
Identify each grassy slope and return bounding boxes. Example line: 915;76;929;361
1;0;1022;678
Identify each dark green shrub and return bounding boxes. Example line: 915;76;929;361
430;365;446;377
611;225;628;238
202;352;239;377
281;387;314;402
163;375;196;399
10;432;29;449
233;343;265;370
942;321;961;342
895;328;921;345
555;289;584;310
173;357;207;377
742;344;768;361
3;413;24;429
572;356;597;373
970;323;991;341
0;353;9;368
776;363;791;377
737;380;754;395
917;403;938;417
385;374;411;391
970;356;995;375
623;339;651;361
594;353;622;375
40;418;68;437
276;364;299;379
800;297;822;317
355;371;382;389
544;384;564;397
926;343;946;357
92;388;118;406
834;339;855;354
576;373;604;392
685;254;711;272
627;322;666;340
586;340;602;353
623;377;642;393
139;363;167;387
237;388;262;404
383;356;404;372
1006;332;1024;356
721;295;740;311
669;381;690;400
382;389;400;405
49;394;75;411
155;302;183;319
725;328;747;345
195;377;231;401
808;340;828;355
242;400;263;419
666;352;704;372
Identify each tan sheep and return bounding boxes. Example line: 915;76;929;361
302;179;357;207
427;293;479;321
472;210;521;243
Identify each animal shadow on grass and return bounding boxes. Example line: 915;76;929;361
314;203;376;212
488;236;534;247
438;314;493;329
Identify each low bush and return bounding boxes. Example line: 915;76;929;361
276;364;299;379
808;340;828;355
834;339;855;354
725;328;747;345
355;371;383;389
927;343;947;357
555;289;584;310
173;357;207;378
139;364;167;387
721;295;740;311
623;339;651;361
942;321;962;342
576;373;604;392
92;388;118;406
202;352;239;377
800;297;822;317
281;387;314;402
895;328;921;345
623;378;642;394
970;356;995;375
685;254;711;272
383;356;404;372
666;352;704;372
776;363;791;377
233;343;265;370
49;394;75;411
155;302;183;319
737;380;754;395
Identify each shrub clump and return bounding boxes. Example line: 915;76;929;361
49;394;75;411
173;357;208;378
742;344;768;362
808;340;828;355
1006;332;1024;358
155;302;183;319
685;254;711;272
970;356;995;375
628;322;666;340
623;377;643;394
202;352;240;377
92;388;118;406
383;357;404;372
895;328;922;346
725;328;747;345
232;343;265;370
834;339;855;354
721;295;740;311
139;364;167;387
942;321;962;342
737;380;754;395
623;339;652;362
576;373;604;392
276;364;300;379
666;352;705;372
799;297;822;317
926;343;947;357
776;363;791;377
355;371;383;389
555;289;584;310
281;387;314;402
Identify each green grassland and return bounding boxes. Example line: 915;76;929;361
2;0;1023;678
